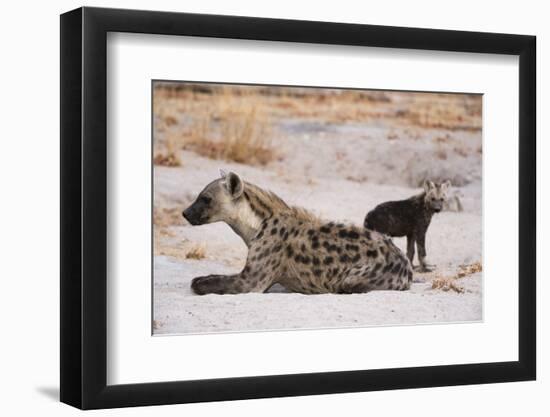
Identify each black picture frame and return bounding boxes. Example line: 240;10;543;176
60;6;536;410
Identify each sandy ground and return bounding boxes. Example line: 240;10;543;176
153;88;482;335
154;158;482;335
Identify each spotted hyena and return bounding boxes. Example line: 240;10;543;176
364;180;451;272
182;170;413;295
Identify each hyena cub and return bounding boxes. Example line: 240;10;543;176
182;170;413;295
364;180;451;272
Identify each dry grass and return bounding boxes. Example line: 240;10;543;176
154;86;277;166
153;234;207;261
185;244;206;260
386;130;399;140
457;261;482;277
184;105;276;165
430;262;482;294
153;151;181;167
152;84;482;173
431;278;465;293
434;146;448;160
453;146;469;158
153;207;183;228
154;83;481;133
396;94;482;131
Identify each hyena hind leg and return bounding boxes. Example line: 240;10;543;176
191;273;272;295
338;266;377;294
340;262;412;293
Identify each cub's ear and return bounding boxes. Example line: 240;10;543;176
219;168;228;179
423;179;435;193
441;180;452;190
224;171;244;199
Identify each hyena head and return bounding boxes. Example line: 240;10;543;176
182;170;274;245
423;180;451;213
183;169;249;225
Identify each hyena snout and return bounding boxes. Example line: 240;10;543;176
182;201;209;226
182;207;199;225
431;201;443;213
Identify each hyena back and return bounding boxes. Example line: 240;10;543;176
183;170;412;295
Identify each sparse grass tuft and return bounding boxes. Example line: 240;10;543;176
185;244;206;260
432;277;465;293
186;108;275;165
457;262;482;277
153;207;183;227
153;152;181;167
396;94;482;131
430;262;482;294
153;129;182;167
435;146;448;160
453;145;469;158
157;87;277;166
386;131;399;140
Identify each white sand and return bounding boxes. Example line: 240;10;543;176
153;138;482;334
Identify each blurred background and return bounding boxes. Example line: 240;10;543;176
152;81;483;334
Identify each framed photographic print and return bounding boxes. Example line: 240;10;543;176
60;6;536;409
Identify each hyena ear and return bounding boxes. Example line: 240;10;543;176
224;171;244;199
441;180;452;191
219;168;228;179
423;180;435;193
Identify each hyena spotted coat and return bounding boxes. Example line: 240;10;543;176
182;170;413;295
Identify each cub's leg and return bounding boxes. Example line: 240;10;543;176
415;232;435;272
406;234;415;265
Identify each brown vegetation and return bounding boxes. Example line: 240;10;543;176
185;244;206;260
153;84;482;169
153;207;183;228
430;262;482;293
154;86;276;166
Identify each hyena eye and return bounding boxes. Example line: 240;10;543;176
199;196;211;205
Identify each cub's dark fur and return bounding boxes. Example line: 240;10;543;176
364;180;450;272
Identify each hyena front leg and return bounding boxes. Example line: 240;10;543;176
191;265;273;295
406;234;415;265
415;231;434;272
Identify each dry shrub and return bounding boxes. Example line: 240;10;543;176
152;89;190;167
346;174;369;183
163;115;178;126
435;146;448;160
185;244;206;260
180;89;276;165
432;278;465;294
434;134;452;144
453;145;469;158
153;207;183;227
153;152;181;167
397;94;482;131
387;131;399;140
154;237;207;261
153;83;481;134
457;262;482;277
430;262;482;294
